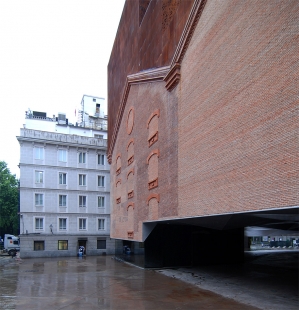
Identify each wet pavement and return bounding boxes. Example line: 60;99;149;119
0;250;298;310
159;250;299;310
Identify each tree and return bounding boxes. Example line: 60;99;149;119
0;161;19;237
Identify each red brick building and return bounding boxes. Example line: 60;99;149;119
108;0;299;267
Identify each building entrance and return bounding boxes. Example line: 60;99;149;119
78;240;87;255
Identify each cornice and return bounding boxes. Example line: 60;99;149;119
18;163;110;173
164;0;207;91
108;66;170;164
163;63;181;91
108;0;207;163
127;66;171;84
17;131;107;150
19;187;110;194
171;0;207;66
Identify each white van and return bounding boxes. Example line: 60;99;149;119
3;234;20;255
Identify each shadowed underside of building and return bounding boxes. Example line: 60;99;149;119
107;0;299;268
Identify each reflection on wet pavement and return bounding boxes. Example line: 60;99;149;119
0;255;259;310
159;251;299;310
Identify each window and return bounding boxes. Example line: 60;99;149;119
59;172;67;185
59;195;67;207
34;241;45;251
78;152;86;163
98;196;105;208
79;174;86;186
35;194;44;206
95;134;104;139
35;171;43;183
35;218;43;230
98;154;105;165
97;239;106;249
98;219;105;230
58;149;67;162
79;218;86;230
98;175;105;187
59;218;67;230
93;98;96;102
34;147;44;160
58;240;68;250
79;196;86;208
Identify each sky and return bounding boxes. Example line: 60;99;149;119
0;0;125;177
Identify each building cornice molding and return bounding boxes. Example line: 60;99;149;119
171;0;207;67
127;66;171;84
163;63;181;91
19;187;110;194
18;163;110;174
108;66;170;164
164;0;207;91
17;129;107;150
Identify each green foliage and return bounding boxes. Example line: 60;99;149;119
0;161;19;237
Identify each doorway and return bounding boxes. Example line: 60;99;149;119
78;240;87;255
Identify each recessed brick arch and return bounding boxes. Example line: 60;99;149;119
127;202;135;211
116;153;121;163
126;107;135;135
127;139;134;166
116;153;121;175
147;193;160;205
146;149;160;164
147;109;160;129
115;179;121;187
127;168;135;179
126;138;135;151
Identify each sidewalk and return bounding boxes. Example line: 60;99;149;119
157;250;299;310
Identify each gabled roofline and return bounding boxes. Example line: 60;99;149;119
107;0;207;164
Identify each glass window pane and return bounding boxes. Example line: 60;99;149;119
34;241;45;251
79;174;86;186
98;196;105;208
59;173;66;185
98;176;104;187
58;240;68;250
35;218;43;230
35;147;43;160
79;196;86;207
35;171;43;183
79;152;86;163
79;219;86;230
59;218;67;230
35;194;43;206
98;219;105;230
97;239;106;249
59;150;67;162
59;195;67;207
98;154;104;165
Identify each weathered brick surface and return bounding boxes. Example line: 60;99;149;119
178;0;299;216
108;0;194;154
111;82;179;241
109;0;299;241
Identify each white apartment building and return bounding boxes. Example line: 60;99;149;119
17;104;115;258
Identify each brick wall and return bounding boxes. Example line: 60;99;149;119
178;0;299;216
108;0;194;156
109;0;299;241
111;82;179;241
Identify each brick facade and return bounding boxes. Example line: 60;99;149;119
177;0;299;217
110;82;179;241
108;0;299;242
